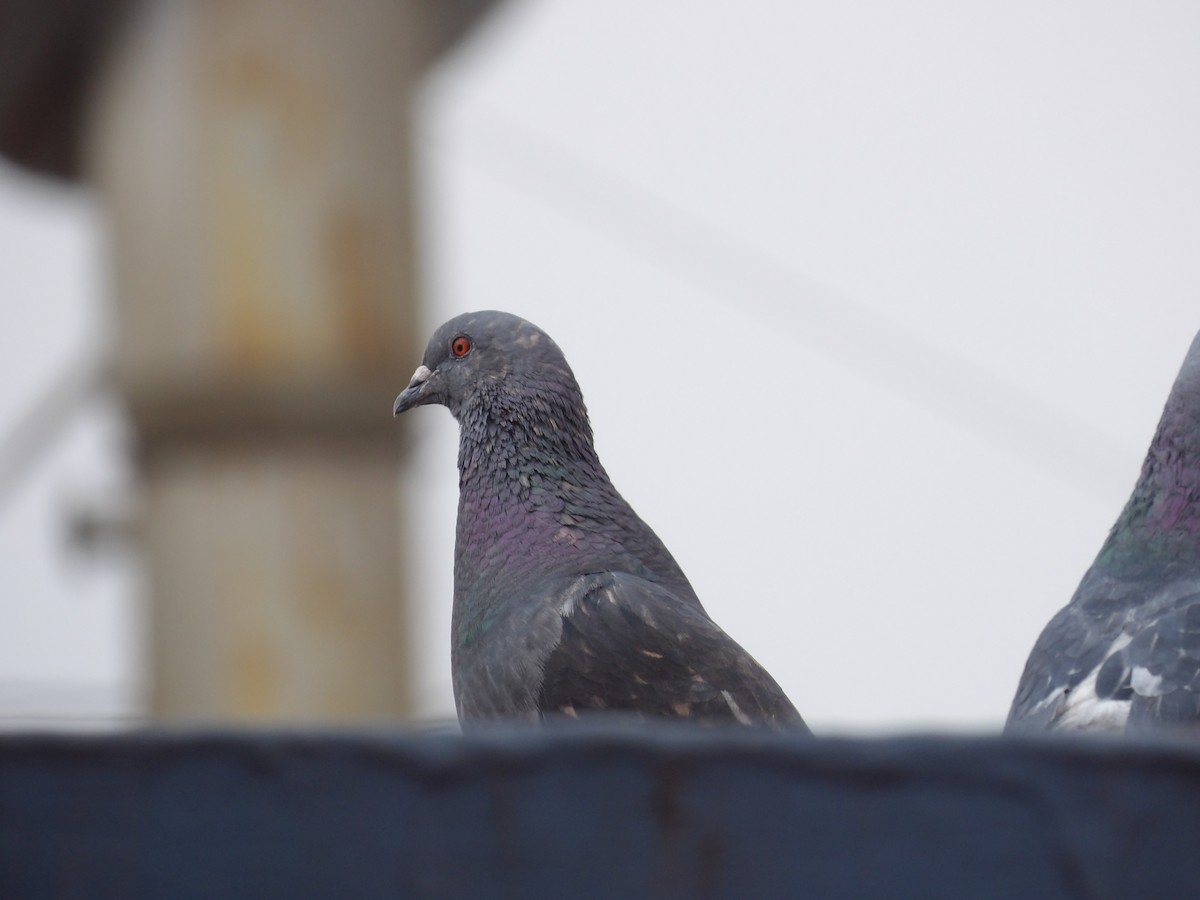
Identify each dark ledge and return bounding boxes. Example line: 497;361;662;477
1;725;1196;899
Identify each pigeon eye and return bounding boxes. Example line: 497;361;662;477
451;336;472;358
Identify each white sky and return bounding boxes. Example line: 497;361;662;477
2;1;1199;731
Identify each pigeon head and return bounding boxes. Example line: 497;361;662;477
393;310;584;423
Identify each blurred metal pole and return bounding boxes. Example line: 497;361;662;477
81;0;495;722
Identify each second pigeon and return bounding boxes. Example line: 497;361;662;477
1008;330;1200;735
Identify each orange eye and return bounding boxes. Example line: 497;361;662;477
451;336;472;358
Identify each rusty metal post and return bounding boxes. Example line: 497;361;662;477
85;0;432;721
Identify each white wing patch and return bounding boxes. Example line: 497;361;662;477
721;690;753;726
1131;666;1164;696
1052;633;1133;732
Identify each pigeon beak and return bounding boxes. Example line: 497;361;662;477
393;365;434;416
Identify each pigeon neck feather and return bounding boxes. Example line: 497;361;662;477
1098;341;1200;574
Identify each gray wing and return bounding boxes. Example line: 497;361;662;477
1006;601;1123;733
1117;595;1200;731
535;572;807;730
1007;584;1200;735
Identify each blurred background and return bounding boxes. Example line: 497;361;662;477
0;1;1197;733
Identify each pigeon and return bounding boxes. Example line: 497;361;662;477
1007;330;1200;735
393;310;806;730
